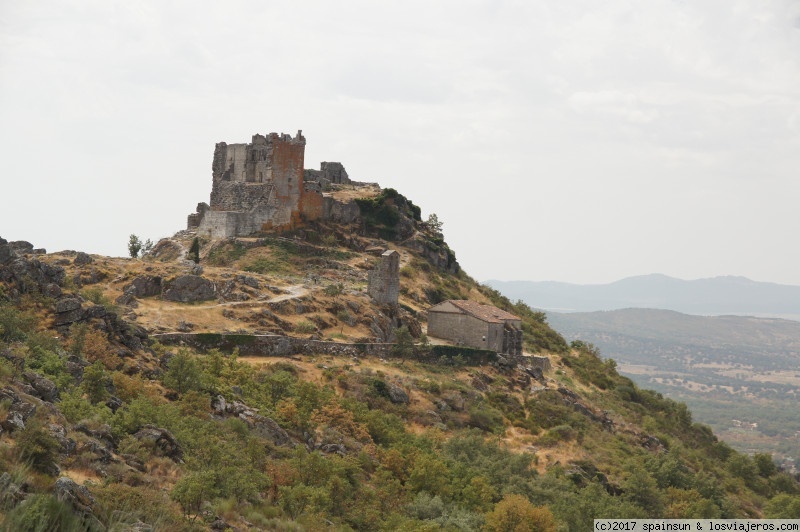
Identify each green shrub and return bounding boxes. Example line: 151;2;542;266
294;321;316;334
2;493;89;532
468;403;505;434
538;424;577;447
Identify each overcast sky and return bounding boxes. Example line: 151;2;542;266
1;1;798;285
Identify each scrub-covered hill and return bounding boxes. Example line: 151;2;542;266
2;187;799;530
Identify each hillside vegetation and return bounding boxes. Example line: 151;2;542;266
2;188;800;530
548;308;800;469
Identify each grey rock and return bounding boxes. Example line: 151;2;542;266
55;476;97;515
238;411;291;446
162;275;216;302
43;283;62;298
134;425;183;462
22;371;59;402
236;274;260;288
319;443;346;455
0;472;25;506
56;297;82;313
48;423;76;455
9;241;33;254
386;382;409;404
124;275;162;298
73;252;93;266
558;386;581;402
75;423;117;450
0;237;14;264
78;439;117;464
2;398;36;432
122;453;147;472
105;395;123;412
54;297;84;325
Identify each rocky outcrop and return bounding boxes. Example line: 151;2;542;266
53;297;84;326
117;275;163;306
386;382;410;404
134;425;183;462
55;476;97;516
0;387;36;433
213;395;292;446
22;371;59;402
126;275;163;298
73;252;93;266
0;237;65;298
162;275;216;302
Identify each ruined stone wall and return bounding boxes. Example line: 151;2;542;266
192;131;366;238
367;250;400;305
304;162;351;189
428;311;494;349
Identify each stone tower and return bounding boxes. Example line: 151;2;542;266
367;250;400;305
189;131;309;238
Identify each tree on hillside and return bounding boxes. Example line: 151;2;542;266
392;326;414;362
188;237;200;264
423;213;443;236
128;234;142;258
484;494;556;532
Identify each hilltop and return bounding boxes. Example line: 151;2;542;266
2;132;800;529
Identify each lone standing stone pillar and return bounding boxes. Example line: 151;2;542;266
367;250;400;305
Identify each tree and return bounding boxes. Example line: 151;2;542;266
128;234;142;258
81;361;109;404
171;471;219;521
323;282;344;300
392;326;414;361
188;237;200;264
484;494;556;532
15;418;61;475
163;349;202;395
142;238;154;255
423;213;443;236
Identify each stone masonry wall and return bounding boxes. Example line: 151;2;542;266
191;130;365;238
428;311;499;351
367;250;400;305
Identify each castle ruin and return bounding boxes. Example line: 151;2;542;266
367;250;400;305
188;131;357;238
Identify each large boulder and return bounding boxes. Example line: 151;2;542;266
0;237;14;264
55;477;97;515
0;387;36;433
386;382;410;404
238;411;291;446
125;275;162;298
22;371;59;402
73;252;93;266
53;297;84;326
162;275;216;302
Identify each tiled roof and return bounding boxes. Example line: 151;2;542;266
439;300;521;324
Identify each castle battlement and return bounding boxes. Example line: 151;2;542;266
188;130;356;238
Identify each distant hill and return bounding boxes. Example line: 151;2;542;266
548;308;800;465
486;274;800;319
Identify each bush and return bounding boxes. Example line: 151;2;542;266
15;418;61;475
468;403;505;434
2;493;88;532
294;321;316;334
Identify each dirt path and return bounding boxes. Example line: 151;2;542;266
146;284;311;328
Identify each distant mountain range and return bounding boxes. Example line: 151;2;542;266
486;274;800;319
